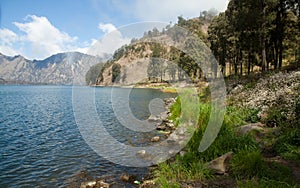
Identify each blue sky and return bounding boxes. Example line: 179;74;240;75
0;0;229;60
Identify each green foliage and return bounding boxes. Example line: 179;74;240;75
209;0;299;75
85;63;104;85
274;129;300;161
111;63;121;83
263;107;288;127
231;150;266;178
232;150;295;185
169;97;181;126
227;106;260;124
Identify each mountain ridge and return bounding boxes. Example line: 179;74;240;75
0;52;108;85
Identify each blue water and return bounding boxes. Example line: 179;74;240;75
0;85;175;187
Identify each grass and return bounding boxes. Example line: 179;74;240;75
237;178;297;188
274;128;300;161
155;94;260;186
231;150;296;186
153;82;300;187
231;150;266;179
155;156;212;186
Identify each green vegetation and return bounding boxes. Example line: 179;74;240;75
153;82;299;187
85;63;104;85
111;63;121;83
275;129;300;161
208;0;299;76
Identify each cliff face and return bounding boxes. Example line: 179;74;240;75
0;52;106;85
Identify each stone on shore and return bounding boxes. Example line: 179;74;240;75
151;136;160;142
80;180;110;188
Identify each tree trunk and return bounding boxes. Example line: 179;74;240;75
261;1;267;73
262;41;267;72
248;54;251;75
278;39;283;68
239;49;243;75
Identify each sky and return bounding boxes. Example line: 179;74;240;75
0;0;229;60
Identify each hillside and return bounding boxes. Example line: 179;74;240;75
87;16;213;86
0;52;106;85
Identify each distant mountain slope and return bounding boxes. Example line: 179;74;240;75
0;52;107;85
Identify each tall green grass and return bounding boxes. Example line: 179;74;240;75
155;94;260;186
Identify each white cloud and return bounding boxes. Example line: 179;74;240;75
87;23;130;57
13;15;79;59
116;0;229;22
98;23;117;34
0;28;18;44
0;28;19;56
0;16;130;59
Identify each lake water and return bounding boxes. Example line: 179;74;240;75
0;85;176;187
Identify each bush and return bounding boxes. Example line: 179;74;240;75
264;107;288;127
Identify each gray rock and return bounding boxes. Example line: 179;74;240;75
238;122;265;135
207;152;233;175
148;115;161;122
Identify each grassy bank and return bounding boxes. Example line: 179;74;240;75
147;71;300;187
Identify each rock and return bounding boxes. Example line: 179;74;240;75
159;111;169;120
230;84;244;95
95;180;110;188
80;181;96;188
166;122;175;129
80;180;110;188
120;174;130;182
151;136;160;142
140;179;156;187
137;150;146;156
148;114;161;122
238;122;265;135
156;124;166;131
164;98;176;105
207;152;233;175
157;130;171;135
120;174;137;183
